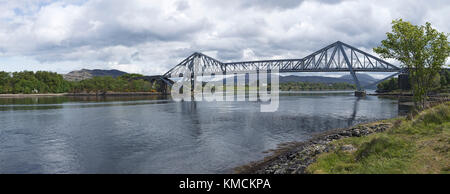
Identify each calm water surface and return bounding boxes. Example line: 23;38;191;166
0;92;408;173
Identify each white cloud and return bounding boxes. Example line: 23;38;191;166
0;0;448;75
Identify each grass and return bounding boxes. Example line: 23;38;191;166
307;102;450;174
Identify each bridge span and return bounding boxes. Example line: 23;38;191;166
146;41;407;96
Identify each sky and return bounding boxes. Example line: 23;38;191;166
0;0;449;78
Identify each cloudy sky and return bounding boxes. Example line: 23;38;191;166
0;0;449;77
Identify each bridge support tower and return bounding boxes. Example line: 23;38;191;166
354;90;366;97
398;73;411;90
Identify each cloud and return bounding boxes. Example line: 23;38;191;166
0;0;448;75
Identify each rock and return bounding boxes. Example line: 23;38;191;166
341;144;356;152
352;129;361;137
274;168;288;174
288;154;296;159
339;131;352;137
313;140;328;145
243;122;393;174
292;166;306;174
327;134;340;140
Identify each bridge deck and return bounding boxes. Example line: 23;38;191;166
162;41;406;91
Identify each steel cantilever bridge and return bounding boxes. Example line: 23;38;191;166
145;41;405;94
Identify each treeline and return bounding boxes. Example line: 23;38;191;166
377;69;450;92
279;82;356;91
0;71;160;94
376;77;399;92
0;71;70;94
71;75;159;93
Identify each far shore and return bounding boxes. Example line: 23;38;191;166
0;90;355;98
0;92;164;98
370;92;450;103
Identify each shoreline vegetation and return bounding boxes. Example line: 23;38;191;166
368;70;449;103
0;71;162;95
369;92;450;103
235;101;450;174
0;92;164;98
373;69;449;96
279;82;356;91
0;70;359;98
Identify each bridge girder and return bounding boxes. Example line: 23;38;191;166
164;41;402;79
163;41;405;91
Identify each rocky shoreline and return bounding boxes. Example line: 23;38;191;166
235;122;392;174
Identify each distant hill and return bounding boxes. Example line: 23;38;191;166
339;73;378;83
63;69;128;81
280;73;379;89
205;73;379;89
62;69;379;89
280;75;344;83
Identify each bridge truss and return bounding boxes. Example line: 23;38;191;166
163;41;404;91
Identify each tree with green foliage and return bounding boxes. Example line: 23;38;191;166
34;71;71;93
0;71;12;93
279;82;356;91
377;78;398;92
118;73;144;80
440;69;450;88
0;70;159;94
11;71;43;94
374;19;450;109
71;75;156;93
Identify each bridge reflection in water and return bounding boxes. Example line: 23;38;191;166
174;92;411;134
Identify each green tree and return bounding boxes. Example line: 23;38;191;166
10;71;40;93
377;78;398;92
118;73;144;80
374;19;450;109
35;71;70;93
441;69;450;87
0;71;12;93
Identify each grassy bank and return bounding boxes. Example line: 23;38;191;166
307;102;450;174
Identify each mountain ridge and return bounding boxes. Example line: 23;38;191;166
280;73;378;88
63;69;379;89
63;69;128;81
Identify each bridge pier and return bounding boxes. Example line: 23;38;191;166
398;73;411;90
132;75;174;95
354;90;366;97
